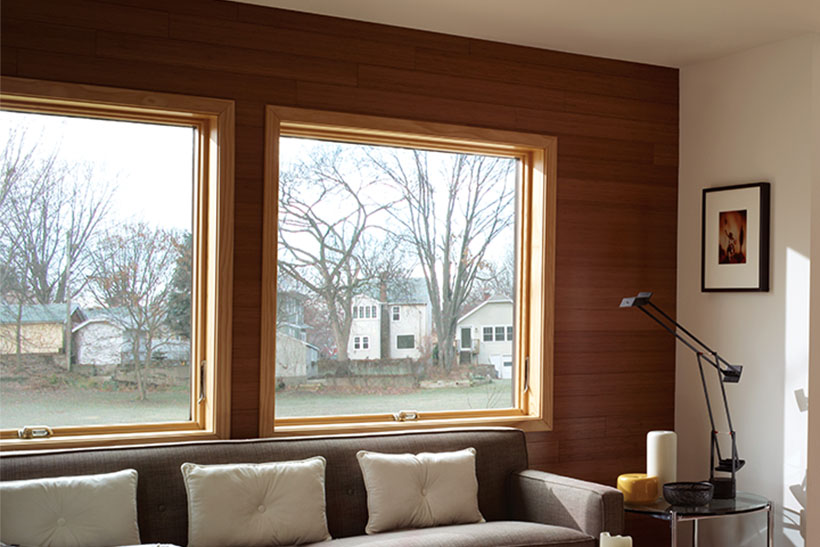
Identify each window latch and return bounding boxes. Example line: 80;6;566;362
393;410;418;422
18;425;53;439
523;356;530;393
199;360;207;403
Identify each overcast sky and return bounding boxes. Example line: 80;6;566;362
1;110;194;232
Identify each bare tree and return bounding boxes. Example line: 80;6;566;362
1;130;112;365
461;245;516;313
370;149;516;371
277;143;394;360
88;223;180;400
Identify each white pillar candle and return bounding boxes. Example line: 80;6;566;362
600;532;633;546
647;430;677;493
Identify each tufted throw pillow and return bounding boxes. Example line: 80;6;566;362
0;468;141;547
356;447;484;534
181;457;331;547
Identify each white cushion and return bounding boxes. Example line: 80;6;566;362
181;457;332;547
356;447;485;534
0;468;141;547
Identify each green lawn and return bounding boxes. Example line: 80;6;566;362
0;388;191;428
275;380;513;418
0;380;514;428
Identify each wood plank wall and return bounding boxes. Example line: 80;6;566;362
1;1;677;542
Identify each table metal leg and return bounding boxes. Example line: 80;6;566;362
692;519;698;547
767;502;774;547
671;512;677;547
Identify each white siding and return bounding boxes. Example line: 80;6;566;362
456;300;513;377
276;331;309;380
74;321;123;366
389;303;426;359
348;295;380;359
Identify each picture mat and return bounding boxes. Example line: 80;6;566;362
703;186;761;289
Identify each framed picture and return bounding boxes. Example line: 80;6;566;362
701;182;770;292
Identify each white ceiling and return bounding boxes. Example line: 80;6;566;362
230;0;820;67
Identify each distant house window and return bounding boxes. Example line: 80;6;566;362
495;326;505;341
506;326;513;341
483;327;493;342
362;336;369;349
353;307;359;319
396;335;415;349
504;360;513;367
392;306;400;321
354;337;361;350
371;305;377;318
365;306;371;319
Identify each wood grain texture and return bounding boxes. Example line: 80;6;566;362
2;3;676;543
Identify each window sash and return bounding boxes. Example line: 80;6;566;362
0;77;234;451
260;106;556;436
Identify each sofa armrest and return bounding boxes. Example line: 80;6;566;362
508;469;624;537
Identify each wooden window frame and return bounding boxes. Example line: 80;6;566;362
0;77;234;451
260;106;556;436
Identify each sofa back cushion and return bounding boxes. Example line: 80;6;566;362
0;427;528;545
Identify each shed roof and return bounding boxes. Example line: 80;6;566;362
0;303;80;325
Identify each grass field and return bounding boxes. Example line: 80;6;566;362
0;380;514;428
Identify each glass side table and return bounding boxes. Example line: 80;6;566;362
625;491;773;547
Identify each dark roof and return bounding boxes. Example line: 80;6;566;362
361;278;429;305
0;303;80;325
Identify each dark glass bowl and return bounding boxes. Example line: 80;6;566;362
663;482;714;507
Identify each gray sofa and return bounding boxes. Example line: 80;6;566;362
0;427;623;547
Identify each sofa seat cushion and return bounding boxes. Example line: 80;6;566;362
306;521;594;547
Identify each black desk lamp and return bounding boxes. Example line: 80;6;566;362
620;291;745;499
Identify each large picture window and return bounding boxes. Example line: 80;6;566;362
0;78;233;450
261;107;555;435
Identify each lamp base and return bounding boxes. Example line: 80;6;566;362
711;477;736;499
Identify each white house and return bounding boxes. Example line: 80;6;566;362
456;294;514;379
72;309;190;368
347;279;430;361
275;291;319;381
73;317;122;367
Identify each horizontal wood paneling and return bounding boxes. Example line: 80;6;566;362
2;3;675;543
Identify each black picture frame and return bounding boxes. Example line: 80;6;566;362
701;182;770;292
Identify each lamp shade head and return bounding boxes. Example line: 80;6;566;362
619;292;653;308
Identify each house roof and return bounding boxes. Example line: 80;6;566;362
457;294;513;324
72;308;135;332
0;303;80;325
360;277;429;305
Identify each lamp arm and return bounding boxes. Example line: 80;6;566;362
637;304;741;380
635;306;721;369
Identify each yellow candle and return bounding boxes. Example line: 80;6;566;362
600;532;633;546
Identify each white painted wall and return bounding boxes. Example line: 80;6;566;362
389;303;426;359
348;295;380;360
678;34;819;546
675;35;820;547
805;34;820;547
457;300;513;377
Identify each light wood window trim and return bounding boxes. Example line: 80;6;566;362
0;77;234;451
260;106;556;437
